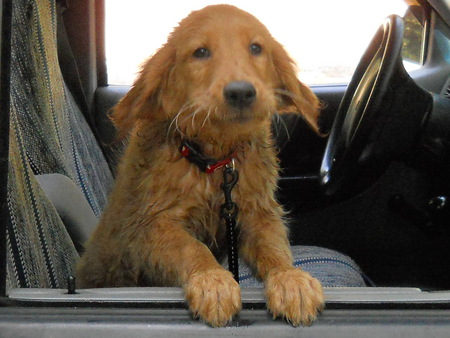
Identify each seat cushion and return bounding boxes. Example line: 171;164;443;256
237;246;367;287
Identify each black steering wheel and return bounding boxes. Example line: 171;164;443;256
320;15;405;196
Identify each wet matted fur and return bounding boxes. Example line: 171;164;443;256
77;4;324;327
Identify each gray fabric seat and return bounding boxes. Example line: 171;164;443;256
238;246;367;287
7;0;113;288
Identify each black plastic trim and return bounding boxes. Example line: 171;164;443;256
0;0;12;297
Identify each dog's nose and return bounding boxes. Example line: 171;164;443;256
223;81;256;109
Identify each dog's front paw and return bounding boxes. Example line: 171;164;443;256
265;267;324;326
184;268;242;327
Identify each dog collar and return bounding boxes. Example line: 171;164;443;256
180;140;235;174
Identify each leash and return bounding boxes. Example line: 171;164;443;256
220;162;239;283
180;140;240;283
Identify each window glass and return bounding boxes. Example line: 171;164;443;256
105;0;408;85
402;7;425;66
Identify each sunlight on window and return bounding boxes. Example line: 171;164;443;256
105;0;407;85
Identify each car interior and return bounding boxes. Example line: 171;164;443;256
1;0;450;335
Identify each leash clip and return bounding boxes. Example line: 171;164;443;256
221;166;239;214
226;158;236;171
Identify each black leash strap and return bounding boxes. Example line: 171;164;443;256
179;140;240;282
220;165;239;283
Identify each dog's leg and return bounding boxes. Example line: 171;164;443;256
140;220;242;327
239;209;324;326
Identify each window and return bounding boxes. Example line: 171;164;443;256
402;6;426;65
105;0;408;85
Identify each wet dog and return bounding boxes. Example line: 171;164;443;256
77;4;324;327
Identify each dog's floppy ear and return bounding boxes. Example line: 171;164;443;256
272;42;322;134
111;43;175;139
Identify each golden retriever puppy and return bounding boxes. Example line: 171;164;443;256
77;4;324;327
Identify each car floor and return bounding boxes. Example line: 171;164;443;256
284;161;450;290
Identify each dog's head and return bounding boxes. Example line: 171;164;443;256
112;5;321;141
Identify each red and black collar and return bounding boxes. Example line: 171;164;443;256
180;140;235;174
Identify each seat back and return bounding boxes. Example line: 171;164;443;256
6;0;114;288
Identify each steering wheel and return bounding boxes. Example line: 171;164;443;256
320;15;405;196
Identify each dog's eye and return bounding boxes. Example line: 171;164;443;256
249;43;262;55
193;47;211;59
